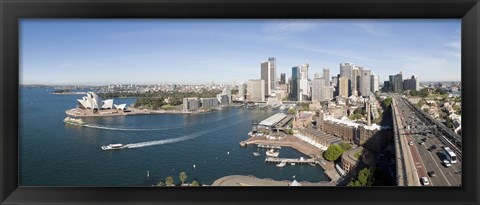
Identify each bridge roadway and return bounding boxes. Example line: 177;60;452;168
392;98;419;186
392;94;461;186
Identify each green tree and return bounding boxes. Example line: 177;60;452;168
285;129;294;135
381;97;392;109
348;168;375;186
287;108;296;115
179;172;187;185
190;180;200;186
165;176;175;186
323;144;345;162
339;142;352;151
435;87;447;95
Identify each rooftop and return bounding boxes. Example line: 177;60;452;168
259;113;288;127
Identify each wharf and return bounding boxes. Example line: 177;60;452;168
212;175;335;186
241;134;340;183
265;157;317;164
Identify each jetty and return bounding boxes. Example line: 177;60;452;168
265;157;317;164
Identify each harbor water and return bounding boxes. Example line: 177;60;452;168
19;88;328;186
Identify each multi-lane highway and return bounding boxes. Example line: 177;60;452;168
391;94;461;186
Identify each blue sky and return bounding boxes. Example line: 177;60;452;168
20;19;461;85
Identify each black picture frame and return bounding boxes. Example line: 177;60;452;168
1;0;479;204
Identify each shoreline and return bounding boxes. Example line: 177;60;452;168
211;175;335;186
64;105;244;118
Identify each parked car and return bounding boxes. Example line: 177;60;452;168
408;141;414;146
419;142;425;145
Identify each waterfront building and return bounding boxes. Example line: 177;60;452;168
76;92;125;110
200;98;219;109
359;69;372;97
371;74;379;93
183;97;200;112
299;128;342;147
338;76;349;98
261;57;276;96
246;79;265;102
322;116;392;152
237;83;246;101
259;113;288;129
323;68;330;86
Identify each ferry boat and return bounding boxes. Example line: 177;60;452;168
265;149;280;157
101;144;127;150
63;117;85;125
253;152;260;156
276;161;287;167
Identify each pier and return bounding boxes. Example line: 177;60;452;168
265;157;318;164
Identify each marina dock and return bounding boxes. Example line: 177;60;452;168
241;135;341;183
265;157;318;164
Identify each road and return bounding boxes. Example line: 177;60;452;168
391;94;461;186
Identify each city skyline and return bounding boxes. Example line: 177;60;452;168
21;19;461;85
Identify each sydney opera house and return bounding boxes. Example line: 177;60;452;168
77;92;127;110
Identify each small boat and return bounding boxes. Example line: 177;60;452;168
290;162;296;166
266;149;280;157
253;152;260;156
63;117;85;125
101;143;126;150
277;161;287;167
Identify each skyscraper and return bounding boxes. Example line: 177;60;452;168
323;68;330;86
298;64;310;101
340;62;354;79
291;67;299;101
393;72;403;93
260;57;276;96
352;67;361;96
360;69;372;97
246;79;265;102
280;73;286;85
312;77;325;102
338;76;349;98
371;74;379;93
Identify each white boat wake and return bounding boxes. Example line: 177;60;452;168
121;113;259;149
83;124;184;131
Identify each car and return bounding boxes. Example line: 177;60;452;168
421;138;427;142
428;171;436;177
431;145;437;149
419;142;425;145
408;141;413;146
421;177;430;185
443;159;451;167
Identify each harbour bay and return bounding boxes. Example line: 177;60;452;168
19;88;329;186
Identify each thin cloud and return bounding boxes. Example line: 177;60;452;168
105;27;287;43
262;20;323;33
354;23;389;35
